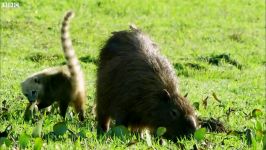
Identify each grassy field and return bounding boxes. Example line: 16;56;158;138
0;0;265;149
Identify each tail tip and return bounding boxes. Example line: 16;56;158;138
65;10;75;19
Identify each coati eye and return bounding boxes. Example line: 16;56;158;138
170;109;180;119
32;91;36;95
34;78;40;83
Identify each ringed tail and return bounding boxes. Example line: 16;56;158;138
61;11;82;87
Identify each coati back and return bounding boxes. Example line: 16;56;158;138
21;11;86;121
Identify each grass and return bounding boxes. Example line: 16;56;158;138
0;0;265;149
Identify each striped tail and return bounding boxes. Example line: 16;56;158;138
61;11;83;89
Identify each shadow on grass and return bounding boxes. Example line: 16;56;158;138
198;53;242;70
229;32;243;43
60;56;98;66
79;55;98;65
25;53;62;63
185;63;206;70
25;53;98;66
174;62;206;77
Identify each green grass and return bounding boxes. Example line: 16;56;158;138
0;0;265;149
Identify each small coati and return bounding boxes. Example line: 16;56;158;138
96;25;197;140
21;11;86;121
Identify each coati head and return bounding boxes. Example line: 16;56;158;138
21;75;44;103
150;89;197;140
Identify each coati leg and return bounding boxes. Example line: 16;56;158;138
37;100;53;110
96;112;110;135
73;92;85;121
59;100;70;119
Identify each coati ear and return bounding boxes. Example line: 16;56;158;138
160;89;171;102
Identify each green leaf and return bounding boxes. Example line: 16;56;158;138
156;127;167;137
77;129;87;139
53;122;68;136
34;138;43;150
74;140;82;149
202;96;208;109
245;129;252;146
251;135;257;150
212;92;221;103
193;102;200;110
0;137;12;147
227;130;241;137
255;120;262;131
263;132;266;150
19;133;30;148
255;130;263;142
32;119;43;138
251;109;263;118
108;125;129;138
194;128;206;141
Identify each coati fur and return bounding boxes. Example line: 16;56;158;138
96;25;197;140
21;11;86;121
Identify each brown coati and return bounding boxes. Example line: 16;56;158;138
96;25;197;140
21;11;86;121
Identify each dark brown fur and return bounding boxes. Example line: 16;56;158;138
21;11;85;121
96;26;197;140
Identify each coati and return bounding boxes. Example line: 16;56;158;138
96;25;197;140
21;11;86;121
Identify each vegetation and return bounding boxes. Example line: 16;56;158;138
0;0;265;149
